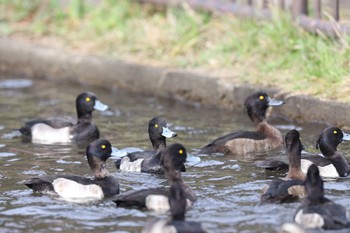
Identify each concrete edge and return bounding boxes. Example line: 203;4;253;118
1;38;349;127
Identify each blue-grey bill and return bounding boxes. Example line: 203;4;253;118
267;97;284;106
161;127;177;138
94;100;109;111
342;132;350;141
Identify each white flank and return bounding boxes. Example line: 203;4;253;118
300;159;339;178
300;159;313;175
119;157;143;172
294;209;324;229
52;178;104;203
146;195;170;212
142;219;177;233
146;195;193;212
31;123;72;144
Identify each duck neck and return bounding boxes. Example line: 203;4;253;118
319;142;336;157
87;156;110;179
329;152;350;177
166;170;183;186
250;113;265;125
287;167;305;180
286;152;305;180
151;137;166;154
256;121;282;141
77;112;92;123
307;189;326;205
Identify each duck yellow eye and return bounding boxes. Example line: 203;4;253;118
85;97;91;102
179;149;183;154
101;145;106;149
333;130;338;134
259;95;264;100
155;124;158;128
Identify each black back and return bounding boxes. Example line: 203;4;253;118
113;187;168;208
94;176;120;197
301;154;332;166
140;151;164;174
261;178;304;203
255;158;288;171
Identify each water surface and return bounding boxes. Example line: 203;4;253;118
0;77;349;233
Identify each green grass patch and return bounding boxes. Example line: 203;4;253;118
1;0;349;101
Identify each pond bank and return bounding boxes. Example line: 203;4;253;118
0;37;349;127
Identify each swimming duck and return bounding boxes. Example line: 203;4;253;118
300;126;350;178
23;139;119;202
142;183;207;233
199;92;284;156
115;117;179;173
20;92;109;144
112;143;196;211
294;164;350;230
261;130;306;203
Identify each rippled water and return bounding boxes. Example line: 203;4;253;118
1;76;350;233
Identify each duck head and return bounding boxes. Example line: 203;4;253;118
76;92;109;120
245;92;284;123
148;117;177;152
316;126;350;157
86;139;112;178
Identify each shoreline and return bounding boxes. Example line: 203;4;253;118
1;37;349;128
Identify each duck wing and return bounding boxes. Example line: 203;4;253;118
112;187;169;208
23;175;95;192
255;158;289;171
128;150;154;161
261;179;305;203
301;154;332;167
115;150;154;170
199;131;265;154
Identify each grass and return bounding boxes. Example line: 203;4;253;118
0;0;349;102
